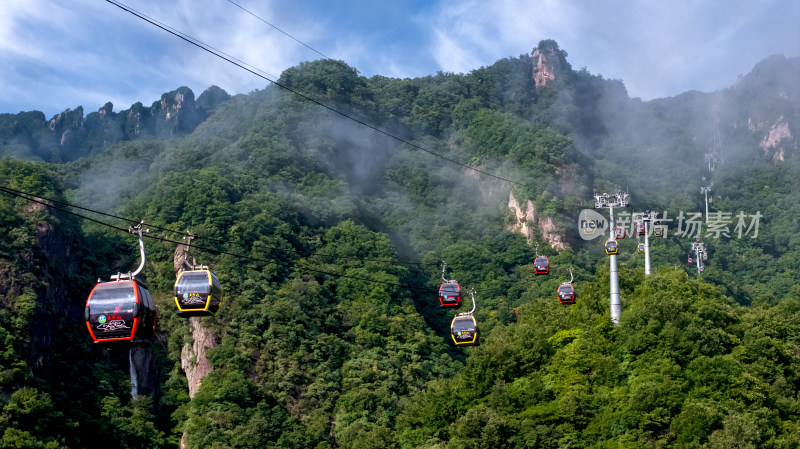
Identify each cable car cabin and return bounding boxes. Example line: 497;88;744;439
615;227;626;239
174;269;223;317
702;251;708;261
557;283;575;304
534;256;550;275
438;282;462;307
583;220;597;235
604;239;619;255
688;256;694;264
699;266;705;273
634;222;646;236
85;278;157;345
653;225;664;237
450;315;479;346
637;243;645;254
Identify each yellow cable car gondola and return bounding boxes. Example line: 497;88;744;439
653;225;664;237
637;242;645;254
174;268;223;317
450;289;479;346
605;239;619;255
174;233;224;317
450;314;479;346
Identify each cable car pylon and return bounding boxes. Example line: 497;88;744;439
594;191;629;325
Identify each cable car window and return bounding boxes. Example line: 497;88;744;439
87;283;137;336
175;271;211;302
452;317;476;333
440;283;460;294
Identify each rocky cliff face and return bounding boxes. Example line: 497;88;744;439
532;47;561;88
757;116;793;161
0;195;85;376
507;191;536;240
729;54;799;162
0;85;228;163
507;192;567;250
152;86;206;137
181;317;218;399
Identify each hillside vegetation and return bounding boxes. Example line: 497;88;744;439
0;40;798;448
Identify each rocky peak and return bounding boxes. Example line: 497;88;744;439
507;192;567;250
532;48;558;87
97;102;114;120
152;86;205;136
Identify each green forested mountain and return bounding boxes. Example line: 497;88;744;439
0;40;798;448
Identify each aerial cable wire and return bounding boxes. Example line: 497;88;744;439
0;183;436;267
225;0;331;61
0;186;438;292
104;0;530;188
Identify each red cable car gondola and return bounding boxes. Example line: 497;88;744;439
438;281;462;307
85;277;157;344
634;222;645;236
615;227;626;239
85;223;157;345
557;283;575;304
557;268;576;304
534;255;550;275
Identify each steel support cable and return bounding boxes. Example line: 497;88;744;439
225;0;331;61
0;183;435;267
104;0;529;188
0;186;438;292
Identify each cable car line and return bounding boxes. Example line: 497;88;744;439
104;0;531;189
0;183;436;267
0;185;439;293
225;0;331;61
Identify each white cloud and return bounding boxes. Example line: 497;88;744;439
0;0;797;116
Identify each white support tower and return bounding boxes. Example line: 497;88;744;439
594;191;629;325
634;211;660;276
700;183;713;226
691;238;707;275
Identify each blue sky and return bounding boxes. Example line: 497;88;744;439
1;0;798;118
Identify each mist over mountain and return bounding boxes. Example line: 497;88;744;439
0;41;798;448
